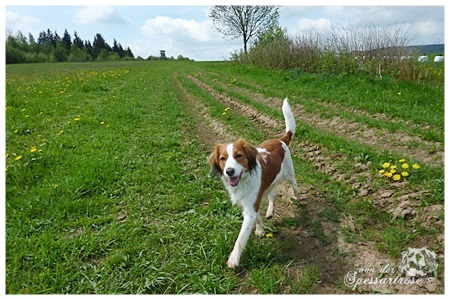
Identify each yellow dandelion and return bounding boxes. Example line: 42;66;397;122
100;121;105;125
385;172;393;178
15;155;22;161
30;146;37;153
413;164;420;169
379;169;385;174
393;174;401;181
106;124;110;128
401;163;409;169
222;112;227;115
401;171;409;177
382;162;390;168
74;117;80;121
390;168;396;174
266;233;274;238
399;159;406;163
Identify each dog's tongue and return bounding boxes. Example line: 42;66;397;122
229;176;240;187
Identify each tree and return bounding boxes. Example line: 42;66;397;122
209;5;280;54
62;29;72;51
73;31;84;49
92;33;107;60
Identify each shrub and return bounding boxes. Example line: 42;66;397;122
233;22;433;83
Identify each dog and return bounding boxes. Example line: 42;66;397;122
208;98;299;268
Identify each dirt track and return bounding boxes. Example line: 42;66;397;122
175;72;444;294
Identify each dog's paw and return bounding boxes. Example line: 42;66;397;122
227;252;240;268
265;211;273;219
255;227;265;237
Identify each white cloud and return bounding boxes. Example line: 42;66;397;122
6;11;41;36
295;18;332;33
139;16;241;60
73;6;128;25
141;16;217;43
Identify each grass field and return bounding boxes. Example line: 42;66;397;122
5;60;444;294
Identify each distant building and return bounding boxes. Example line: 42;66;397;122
160;50;167;60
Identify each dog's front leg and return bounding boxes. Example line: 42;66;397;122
227;210;256;268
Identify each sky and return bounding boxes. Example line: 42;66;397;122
3;1;447;61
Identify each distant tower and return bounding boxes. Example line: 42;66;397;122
160;50;167;60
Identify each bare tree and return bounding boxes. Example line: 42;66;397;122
209;5;280;54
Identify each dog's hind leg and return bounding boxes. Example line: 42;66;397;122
255;212;265;236
289;178;299;200
265;189;276;219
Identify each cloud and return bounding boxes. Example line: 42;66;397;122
139;16;241;60
281;6;444;46
141;16;217;43
6;11;40;36
295;18;332;33
73;6;129;25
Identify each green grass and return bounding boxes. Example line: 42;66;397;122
6;60;444;294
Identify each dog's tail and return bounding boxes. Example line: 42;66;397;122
280;98;296;147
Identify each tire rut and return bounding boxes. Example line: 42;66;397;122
179;73;443;294
228;84;443;168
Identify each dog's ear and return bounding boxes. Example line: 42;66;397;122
208;144;223;178
240;140;258;174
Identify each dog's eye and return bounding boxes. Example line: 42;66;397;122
235;154;243;159
220;156;227;161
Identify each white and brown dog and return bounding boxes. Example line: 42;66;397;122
208;98;299;268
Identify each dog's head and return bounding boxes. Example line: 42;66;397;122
208;139;258;187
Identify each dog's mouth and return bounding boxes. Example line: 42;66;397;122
228;171;243;187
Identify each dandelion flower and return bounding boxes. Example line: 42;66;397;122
100;121;105;125
266;233;274;238
74;117;80;121
15;155;22;161
379;169;385;174
401;171;409;177
393;174;401;181
30;147;37;153
413;164;420;169
382;162;390;168
385;172;393;178
222;112;227;115
399;159;406;163
390;168;396;174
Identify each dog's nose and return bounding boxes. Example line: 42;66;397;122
226;168;235;176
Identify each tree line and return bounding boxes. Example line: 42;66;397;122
6;29;135;64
